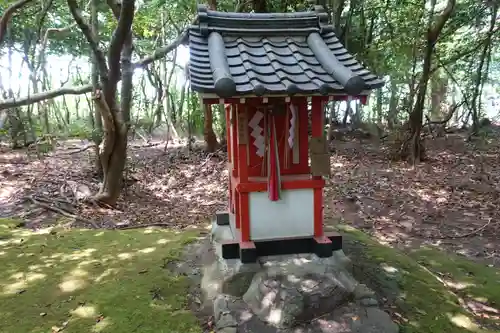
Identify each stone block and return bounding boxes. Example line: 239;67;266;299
201;258;261;299
216;211;230;225
243;254;357;329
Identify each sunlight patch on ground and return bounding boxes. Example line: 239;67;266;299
413;188;450;204
77;259;102;267
372;229;402;245
0;183;23;204
448;313;481;331
2;271;46;295
94;268;118;282
443;279;475;291
59;278;87;293
2;280;28;295
32;227;56;235
61;248;97;261
70;268;89;277
10;228;35;237
381;263;398;274
117;252;135;260
93;316;111;332
71;305;97;318
138;247;156;254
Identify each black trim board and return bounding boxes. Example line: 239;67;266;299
221;233;342;263
216;211;230;225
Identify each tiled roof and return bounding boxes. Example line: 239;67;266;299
188;5;384;98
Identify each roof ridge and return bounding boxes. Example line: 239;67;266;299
195;5;332;36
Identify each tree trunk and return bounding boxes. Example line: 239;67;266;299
204;0;219;151
178;82;187;130
387;81;399;129
68;0;135;206
253;0;267;12
202;102;218;152
430;69;448;121
401;0;456;164
91;0;103;174
375;89;383;124
0;0;34;45
161;20;179;141
342;100;350;126
470;2;498;135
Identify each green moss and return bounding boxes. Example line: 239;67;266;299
0;217;23;239
337;225;499;333
0;226;201;333
411;247;500;308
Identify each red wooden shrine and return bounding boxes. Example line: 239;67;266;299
187;5;383;262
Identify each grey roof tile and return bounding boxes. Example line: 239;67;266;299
188;5;384;97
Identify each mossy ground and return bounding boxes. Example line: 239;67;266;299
338;225;500;333
0;218;202;333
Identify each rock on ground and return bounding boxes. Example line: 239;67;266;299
174;232;399;333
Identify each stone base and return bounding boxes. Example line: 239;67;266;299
205;221;399;333
243;254;357;328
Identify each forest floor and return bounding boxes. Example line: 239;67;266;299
1;128;500;331
1;129;499;266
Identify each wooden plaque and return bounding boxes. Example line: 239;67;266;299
237;109;248;144
309;136;327;154
310;153;331;176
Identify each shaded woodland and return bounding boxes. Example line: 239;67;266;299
0;0;499;256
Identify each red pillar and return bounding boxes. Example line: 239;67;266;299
311;97;324;238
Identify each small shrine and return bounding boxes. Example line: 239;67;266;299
187;5;384;263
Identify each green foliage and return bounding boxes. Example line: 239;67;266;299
1;0;499;144
66;119;95;140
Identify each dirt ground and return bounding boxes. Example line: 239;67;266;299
1;129;499;267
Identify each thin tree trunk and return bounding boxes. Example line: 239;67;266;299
402;0;456;164
91;0;103;173
470;2;498;135
387;81;399;129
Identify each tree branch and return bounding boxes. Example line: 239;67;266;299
0;84;93;110
0;28;188;111
36;24;77;74
139;29;188;67
66;0;108;79
0;0;34;45
107;0;135;86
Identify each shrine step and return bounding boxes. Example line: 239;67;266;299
221;232;342;263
